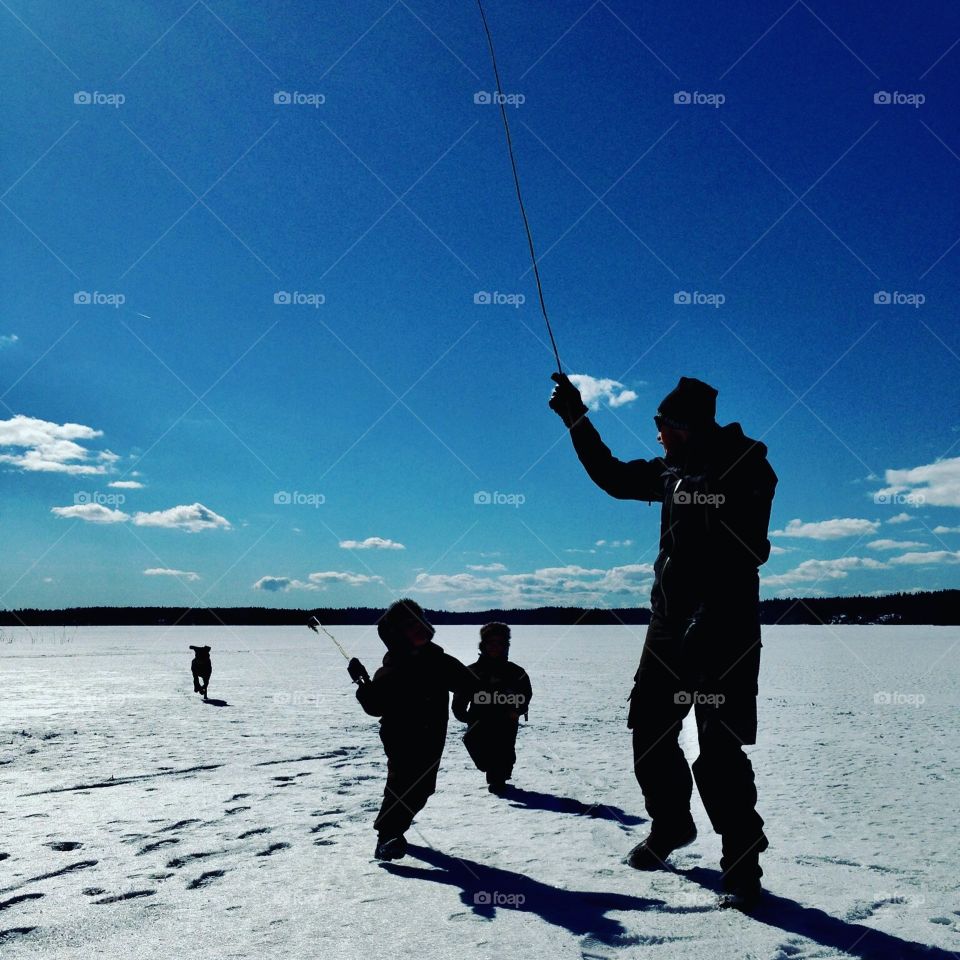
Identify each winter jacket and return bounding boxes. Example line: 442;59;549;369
568;416;777;624
452;655;532;723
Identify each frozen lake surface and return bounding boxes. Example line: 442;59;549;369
1;624;958;958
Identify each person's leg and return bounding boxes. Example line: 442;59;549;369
374;740;442;839
630;617;694;832
692;698;766;888
485;719;518;790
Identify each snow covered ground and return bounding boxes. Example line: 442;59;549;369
1;624;957;959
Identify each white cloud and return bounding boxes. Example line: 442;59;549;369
307;571;384;587
132;503;230;533
253;576;312;593
253;571;383;592
876;457;960;508
339;537;405;550
771;518;880;540
0;334;18;348
466;563;507;572
568;374;638;411
144;567;200;581
768;545;790;555
866;539;928;551
410;562;655;609
0;415;118;475
887;550;960;565
762;556;887;587
933;525;960;534
887;513;913;524
109;480;144;489
51;503;129;523
595;539;634;548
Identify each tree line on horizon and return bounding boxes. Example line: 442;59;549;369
0;590;958;627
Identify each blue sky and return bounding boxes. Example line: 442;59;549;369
2;0;960;611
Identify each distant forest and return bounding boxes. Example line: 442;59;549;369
1;590;959;626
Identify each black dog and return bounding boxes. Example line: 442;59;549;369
189;645;212;698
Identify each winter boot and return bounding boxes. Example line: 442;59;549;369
374;834;408;861
627;818;697;870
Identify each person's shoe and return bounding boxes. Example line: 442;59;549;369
374;834;408;861
626;820;697;870
719;832;768;908
719;877;763;911
488;780;508;795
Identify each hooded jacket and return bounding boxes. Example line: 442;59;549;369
569;416;777;622
451;651;532;724
355;600;475;739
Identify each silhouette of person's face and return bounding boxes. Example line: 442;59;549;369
656;423;690;459
482;635;507;658
403;619;431;647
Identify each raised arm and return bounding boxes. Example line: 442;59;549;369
549;373;665;502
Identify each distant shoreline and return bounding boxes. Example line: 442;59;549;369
1;589;958;626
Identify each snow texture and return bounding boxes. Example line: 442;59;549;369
1;625;957;958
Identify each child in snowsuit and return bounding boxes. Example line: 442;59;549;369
352;599;475;861
189;645;211;698
452;622;532;795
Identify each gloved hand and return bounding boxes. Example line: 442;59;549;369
549;372;588;427
347;657;370;686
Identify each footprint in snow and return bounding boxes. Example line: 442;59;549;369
94;890;156;905
44;841;82;851
256;843;291;857
187;870;227;890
